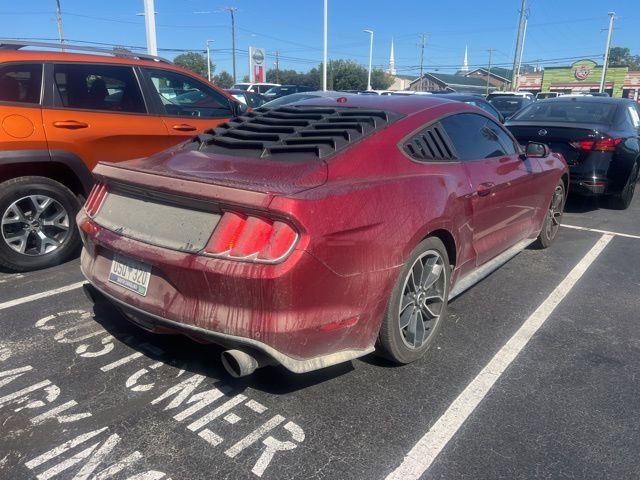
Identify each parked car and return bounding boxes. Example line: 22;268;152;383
260;90;356;109
506;97;640;209
79;95;567;377
263;85;314;100
486;91;535;101
536;92;562;100
432;93;504;122
0;40;241;272
230;82;279;94
225;89;267;108
489;95;534;119
387;91;433;96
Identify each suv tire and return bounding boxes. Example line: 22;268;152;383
0;176;81;272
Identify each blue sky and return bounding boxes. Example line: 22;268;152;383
3;0;640;78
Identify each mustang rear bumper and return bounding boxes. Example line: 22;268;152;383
78;213;399;373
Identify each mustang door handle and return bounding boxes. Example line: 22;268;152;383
52;120;89;129
476;182;495;197
172;124;197;132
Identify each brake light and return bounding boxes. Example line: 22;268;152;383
203;211;298;263
570;137;623;152
84;182;108;217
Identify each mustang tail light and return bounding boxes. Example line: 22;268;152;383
85;182;108;217
570;137;623;152
203;211;298;263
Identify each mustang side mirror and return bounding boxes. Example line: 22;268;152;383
524;141;549;158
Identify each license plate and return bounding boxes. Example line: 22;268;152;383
108;253;152;297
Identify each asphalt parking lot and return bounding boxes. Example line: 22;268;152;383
1;194;639;480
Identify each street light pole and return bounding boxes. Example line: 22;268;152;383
323;0;328;91
143;0;158;56
364;29;374;91
599;12;616;94
206;40;214;82
225;7;238;83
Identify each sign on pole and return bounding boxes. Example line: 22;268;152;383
249;47;266;83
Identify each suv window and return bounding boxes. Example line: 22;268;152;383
441;113;512;160
146;68;232;118
53;64;145;113
0;63;43;104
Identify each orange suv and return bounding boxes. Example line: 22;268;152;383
0;40;241;271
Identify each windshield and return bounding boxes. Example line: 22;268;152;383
231;84;249;91
510;101;617;124
489;97;527;115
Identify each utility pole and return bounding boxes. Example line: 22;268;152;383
511;0;527;90
206;40;214;82
599;12;616;94
55;0;65;47
514;15;528;90
143;0;158;56
274;51;280;83
418;34;427;91
486;48;495;96
225;7;238;83
323;0;328;91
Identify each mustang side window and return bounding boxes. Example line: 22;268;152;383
440;113;510;160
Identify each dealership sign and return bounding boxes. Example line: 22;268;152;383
249;47;266;83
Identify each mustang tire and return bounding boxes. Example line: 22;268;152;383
377;237;450;364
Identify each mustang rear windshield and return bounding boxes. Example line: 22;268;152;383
184;105;403;160
511;101;617;124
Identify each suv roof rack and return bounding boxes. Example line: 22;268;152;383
0;39;173;64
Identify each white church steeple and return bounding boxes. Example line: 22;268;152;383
461;45;469;73
388;38;396;76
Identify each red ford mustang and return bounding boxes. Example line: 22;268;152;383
78;96;568;377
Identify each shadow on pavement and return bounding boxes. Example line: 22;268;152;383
88;298;354;396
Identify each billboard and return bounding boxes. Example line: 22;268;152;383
249;47;266;83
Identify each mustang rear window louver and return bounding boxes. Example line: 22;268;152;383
403;124;456;162
185;106;403;160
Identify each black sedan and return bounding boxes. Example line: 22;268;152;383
506;97;640;209
432;93;505;123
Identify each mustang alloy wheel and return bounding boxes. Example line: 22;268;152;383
378;237;450;364
0;177;81;272
398;250;447;349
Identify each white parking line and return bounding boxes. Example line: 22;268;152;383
0;282;85;312
386;234;613;480
562;224;640;240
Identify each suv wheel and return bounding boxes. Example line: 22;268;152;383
0;176;81;272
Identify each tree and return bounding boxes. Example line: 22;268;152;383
265;68;316;87
241;75;250;83
609;47;640;70
173;52;210;78
371;69;394;90
213;71;234;89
